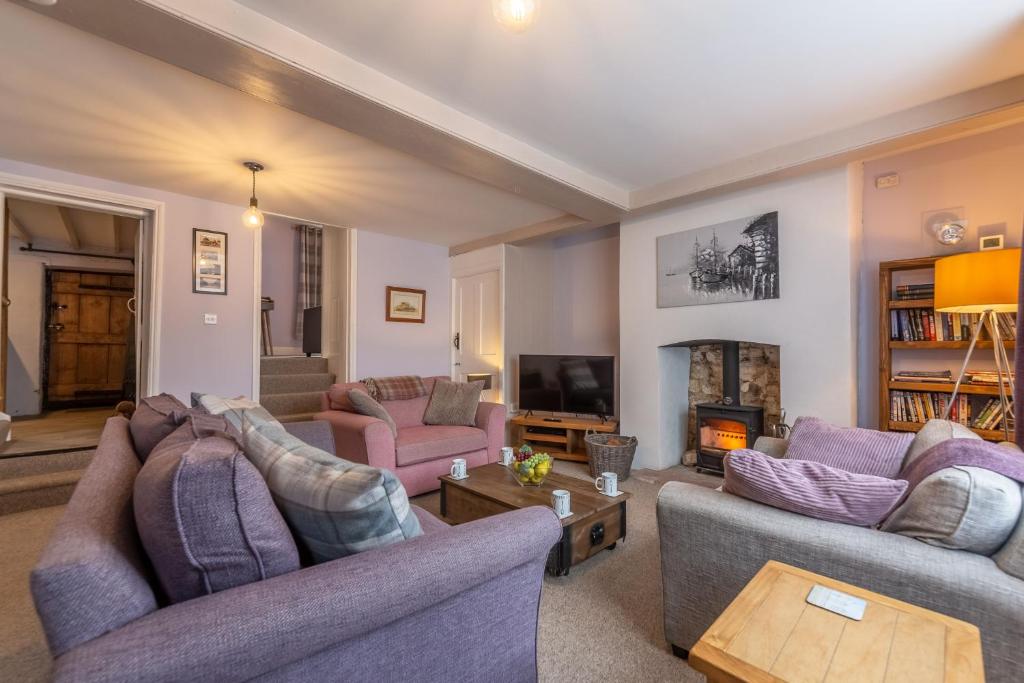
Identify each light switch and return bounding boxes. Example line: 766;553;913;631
204;313;217;325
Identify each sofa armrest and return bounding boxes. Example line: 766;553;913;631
313;409;395;469
53;506;562;683
282;420;336;455
752;435;788;458
656;482;1024;677
475;401;506;463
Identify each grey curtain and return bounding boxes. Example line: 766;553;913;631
296;225;323;340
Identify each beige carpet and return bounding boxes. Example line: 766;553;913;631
0;463;720;682
413;461;720;682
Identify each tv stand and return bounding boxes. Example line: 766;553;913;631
511;414;618;463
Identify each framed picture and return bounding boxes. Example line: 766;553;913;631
193;229;227;295
386;286;426;323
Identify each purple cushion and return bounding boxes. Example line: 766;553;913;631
129;393;188;460
785;416;912;479
134;421;300;604
395;425;488;466
723;449;908;526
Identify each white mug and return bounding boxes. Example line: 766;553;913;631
551;489;571;517
450;458;467;479
500;446;515;467
595;472;618;496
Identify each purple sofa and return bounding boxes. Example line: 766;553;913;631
316;376;506;496
31;416;561;682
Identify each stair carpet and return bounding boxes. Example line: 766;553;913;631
260;356;334;423
0;450;93;516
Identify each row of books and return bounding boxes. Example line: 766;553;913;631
889;390;1013;430
891;369;1015;386
889;309;1017;342
893;283;934;300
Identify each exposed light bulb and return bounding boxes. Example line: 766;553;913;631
493;0;537;33
242;201;265;229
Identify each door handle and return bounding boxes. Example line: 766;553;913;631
453;332;460;350
127;297;137;315
47;323;65;331
52;303;68;310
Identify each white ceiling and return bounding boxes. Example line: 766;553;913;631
0;3;564;246
236;0;1024;190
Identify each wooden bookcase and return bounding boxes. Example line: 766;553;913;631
879;256;1014;442
509;414;618;463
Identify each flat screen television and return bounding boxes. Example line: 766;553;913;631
517;354;615;417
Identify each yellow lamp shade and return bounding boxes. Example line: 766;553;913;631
934;248;1020;313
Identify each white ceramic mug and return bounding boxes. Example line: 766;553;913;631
500;446;515;467
450;458;467;479
551;489;571;517
595;472;619;496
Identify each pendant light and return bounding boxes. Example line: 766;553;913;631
241;161;265;228
493;0;538;33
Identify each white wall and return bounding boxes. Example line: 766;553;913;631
6;237;133;416
260;214;301;354
354;230;451;378
620;167;859;470
0;157;259;403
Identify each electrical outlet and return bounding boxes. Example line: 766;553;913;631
875;173;899;189
204;313;217;325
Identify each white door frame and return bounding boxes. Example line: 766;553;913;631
0;170;165;398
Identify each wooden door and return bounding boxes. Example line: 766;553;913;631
451;269;501;402
45;270;135;407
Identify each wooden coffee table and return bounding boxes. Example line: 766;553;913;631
439;463;631;576
690;561;983;683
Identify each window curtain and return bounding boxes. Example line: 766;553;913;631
296;225;323;340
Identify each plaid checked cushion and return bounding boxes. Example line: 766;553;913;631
362;375;427;402
198;395;274;431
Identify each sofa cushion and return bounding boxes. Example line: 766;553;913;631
327;381;369;412
129;393;188;460
363;375;427;402
348;389;398;437
723;449;907;526
423;379;484;427
994;495;1024;579
785;416;912;479
903;419;981;468
882;466;1022;555
379;377;445;429
395;425;488;467
134;425;300;604
238;406;423;563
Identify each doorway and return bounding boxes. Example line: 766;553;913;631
451;269;502;403
2;191;146;457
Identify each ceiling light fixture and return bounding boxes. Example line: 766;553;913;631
493;0;538;33
241;161;265;229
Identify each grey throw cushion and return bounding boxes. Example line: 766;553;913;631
348;389;398;437
423;379;484;427
129;393;188;461
882;466;1023;555
133;420;300;604
993;495;1024;580
903;419;981;468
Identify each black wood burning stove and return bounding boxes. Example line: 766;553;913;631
691;340;765;475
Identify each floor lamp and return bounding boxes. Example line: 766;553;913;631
936;248;1021;440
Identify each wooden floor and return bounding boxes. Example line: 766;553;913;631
1;407;112;458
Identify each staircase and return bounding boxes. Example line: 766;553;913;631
0;450;92;515
260;356;334;422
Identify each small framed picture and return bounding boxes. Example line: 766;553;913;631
386;286;425;323
979;234;1004;251
193;229;228;295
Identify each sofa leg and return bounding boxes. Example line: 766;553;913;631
671;644;689;660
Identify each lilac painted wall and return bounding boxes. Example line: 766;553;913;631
859;122;1024;427
550;225;620;357
260;214;302;353
355;230;450;378
0;157;258;403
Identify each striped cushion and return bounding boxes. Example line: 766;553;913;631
238;407;422;562
785;416;912;479
724;449;908;527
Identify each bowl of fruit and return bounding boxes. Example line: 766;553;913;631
512;445;553;486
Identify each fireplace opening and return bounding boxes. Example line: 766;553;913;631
695;403;764;474
699;417;749;453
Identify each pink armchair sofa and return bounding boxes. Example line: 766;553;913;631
315;376;506;496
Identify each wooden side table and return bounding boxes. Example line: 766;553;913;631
690;561;983;683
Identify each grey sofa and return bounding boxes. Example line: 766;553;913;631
32;416;562;682
657;436;1024;682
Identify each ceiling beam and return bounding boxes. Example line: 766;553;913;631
450;215;596;256
57;206;81;250
14;0;625;223
7;215;31;243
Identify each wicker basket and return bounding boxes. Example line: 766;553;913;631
585;431;638;480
